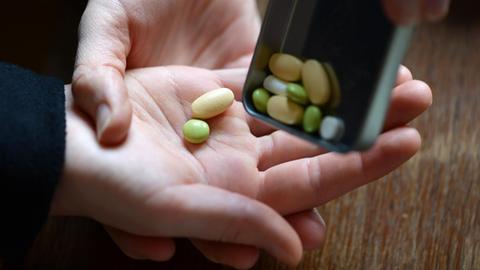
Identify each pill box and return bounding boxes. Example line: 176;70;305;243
243;0;413;152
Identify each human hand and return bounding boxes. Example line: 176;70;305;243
72;0;260;144
382;0;450;24
54;65;431;268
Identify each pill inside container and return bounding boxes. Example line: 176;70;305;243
243;0;413;152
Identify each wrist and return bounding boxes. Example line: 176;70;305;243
50;85;77;216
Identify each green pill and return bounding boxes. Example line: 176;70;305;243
303;105;322;133
287;83;309;105
183;119;210;144
252;88;271;113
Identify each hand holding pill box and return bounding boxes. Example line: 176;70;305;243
243;0;413;152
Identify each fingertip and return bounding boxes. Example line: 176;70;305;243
287;210;326;251
126;238;176;262
192;241;260;270
396;65;413;85
385;79;432;131
147;239;176;261
97;100;132;145
413;80;433;108
303;210;326;250
402;127;422;155
382;0;420;25
106;227;175;262
289;247;304;267
276;235;303;267
384;127;422;158
393;79;433;110
232;248;260;270
423;0;450;22
260;210;303;267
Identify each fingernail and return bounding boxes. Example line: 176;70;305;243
302;209;326;250
273;246;302;267
96;104;111;140
312;208;326;227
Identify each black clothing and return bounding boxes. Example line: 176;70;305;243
0;62;66;262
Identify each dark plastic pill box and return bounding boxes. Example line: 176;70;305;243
243;0;413;152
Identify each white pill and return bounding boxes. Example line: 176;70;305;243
263;75;288;96
320;116;345;141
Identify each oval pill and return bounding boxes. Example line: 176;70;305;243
192;88;234;119
324;63;341;108
183;119;210;144
269;53;303;82
252;88;271;113
267;95;304;125
263;75;288;96
303;106;322;133
302;59;331;105
320;116;345;141
287;83;309;105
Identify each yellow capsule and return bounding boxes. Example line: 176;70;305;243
269;53;303;82
192;88;234;119
267;95;304;125
302;59;331;105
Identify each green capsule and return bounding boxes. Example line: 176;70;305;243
287;83;309;105
183;119;210;144
303;105;322;133
252;88;271;113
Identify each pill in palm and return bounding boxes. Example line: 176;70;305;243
303;105;322;133
183;119;210;144
192;88;234;119
267;95;304;125
302;59;331;105
252;88;271;113
287;83;309;105
269;53;303;82
263;75;288;96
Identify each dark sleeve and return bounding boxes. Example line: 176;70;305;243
0;62;66;262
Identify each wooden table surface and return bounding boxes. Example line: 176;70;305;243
9;1;480;269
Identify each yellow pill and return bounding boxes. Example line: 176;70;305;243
324;63;341;108
192;88;234;119
267;95;304;125
302;59;331;105
269;53;303;82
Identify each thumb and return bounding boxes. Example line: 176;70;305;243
72;1;132;144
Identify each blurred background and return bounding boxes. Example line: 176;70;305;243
0;0;87;81
1;0;478;269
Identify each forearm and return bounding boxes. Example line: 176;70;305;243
0;62;66;262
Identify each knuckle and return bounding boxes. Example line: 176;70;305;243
306;158;323;193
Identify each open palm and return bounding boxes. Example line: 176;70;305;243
73;0;261;143
57;65;431;267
